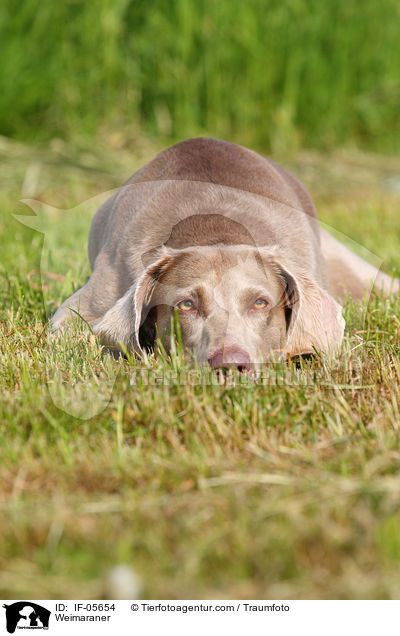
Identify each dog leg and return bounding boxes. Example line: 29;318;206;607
320;228;399;302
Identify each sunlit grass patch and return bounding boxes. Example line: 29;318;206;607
1;142;400;599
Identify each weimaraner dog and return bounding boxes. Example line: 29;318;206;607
52;138;396;369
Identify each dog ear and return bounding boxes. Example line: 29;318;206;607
271;257;345;357
92;248;178;352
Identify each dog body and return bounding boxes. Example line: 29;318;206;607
52;138;395;366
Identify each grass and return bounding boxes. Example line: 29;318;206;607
1;136;400;599
1;0;399;152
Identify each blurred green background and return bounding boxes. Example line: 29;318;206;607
1;0;399;153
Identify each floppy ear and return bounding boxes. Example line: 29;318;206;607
274;259;345;357
92;249;177;353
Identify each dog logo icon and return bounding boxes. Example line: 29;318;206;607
2;602;51;633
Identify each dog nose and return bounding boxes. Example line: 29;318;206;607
208;347;251;372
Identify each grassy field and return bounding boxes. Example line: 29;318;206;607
1;136;400;599
1;0;399;152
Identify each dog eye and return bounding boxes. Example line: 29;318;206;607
176;299;195;311
253;298;268;309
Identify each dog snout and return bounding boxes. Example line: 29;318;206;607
208;346;251;372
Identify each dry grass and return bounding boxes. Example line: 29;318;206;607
1;137;400;599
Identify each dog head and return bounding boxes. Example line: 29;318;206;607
93;243;344;369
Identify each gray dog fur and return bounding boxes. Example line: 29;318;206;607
52;138;397;366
